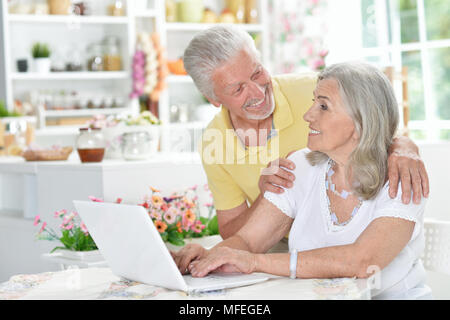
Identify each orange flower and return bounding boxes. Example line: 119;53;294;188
151;195;164;208
149;186;160;193
184;209;196;223
176;221;182;233
154;220;167;233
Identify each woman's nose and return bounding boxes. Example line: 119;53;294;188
303;106;314;123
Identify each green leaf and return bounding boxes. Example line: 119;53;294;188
168;230;185;246
207;215;219;235
50;246;68;253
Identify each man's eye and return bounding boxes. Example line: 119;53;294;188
320;104;328;110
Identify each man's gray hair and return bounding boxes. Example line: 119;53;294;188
183;25;260;100
307;61;399;200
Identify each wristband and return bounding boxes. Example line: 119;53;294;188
289;249;298;279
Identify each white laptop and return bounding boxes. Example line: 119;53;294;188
73;200;270;294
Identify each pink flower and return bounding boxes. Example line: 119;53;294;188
115;198;122;204
204;203;213;208
80;222;89;235
319;49;329;57
62;212;76;225
191;221;205;234
312;59;325;70
54;209;67;218
39;222;47;234
64;223;74;230
33;215;41;226
149;210;162;221
163;211;176;224
189;185;198;191
203;184;209;191
88;196;104;202
167;206;181;217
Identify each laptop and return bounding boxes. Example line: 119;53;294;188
73;200;270;293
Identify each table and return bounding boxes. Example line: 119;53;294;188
0;267;370;300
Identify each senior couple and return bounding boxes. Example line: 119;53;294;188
171;25;432;299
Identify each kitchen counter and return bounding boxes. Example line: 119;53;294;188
0;152;207;282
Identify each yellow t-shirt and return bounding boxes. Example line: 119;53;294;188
198;73;317;211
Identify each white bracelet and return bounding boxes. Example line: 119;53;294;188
289;249;298;279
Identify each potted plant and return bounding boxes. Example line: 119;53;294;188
34;208;103;262
31;42;51;73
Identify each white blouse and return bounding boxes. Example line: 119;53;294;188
264;148;432;299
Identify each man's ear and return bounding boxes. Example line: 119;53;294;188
205;96;221;108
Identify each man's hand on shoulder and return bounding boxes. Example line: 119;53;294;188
259;153;297;194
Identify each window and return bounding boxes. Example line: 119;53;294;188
359;0;450;141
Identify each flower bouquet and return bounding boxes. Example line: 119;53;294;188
34;184;218;251
142;184;218;246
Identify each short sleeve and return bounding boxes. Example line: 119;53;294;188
263;148;314;219
202;161;246;211
264;189;296;218
372;183;427;224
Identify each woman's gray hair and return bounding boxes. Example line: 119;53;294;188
306;61;399;200
183;25;260;100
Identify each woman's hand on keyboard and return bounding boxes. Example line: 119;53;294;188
171;243;208;275
188;246;257;278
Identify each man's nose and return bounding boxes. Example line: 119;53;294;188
248;82;265;100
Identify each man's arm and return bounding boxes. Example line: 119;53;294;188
217;195;261;240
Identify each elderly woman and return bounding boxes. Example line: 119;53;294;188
173;62;432;300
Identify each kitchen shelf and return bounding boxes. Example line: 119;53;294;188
11;71;129;81
133;9;158;18
7;14;129;24
43;107;131;118
167;121;209;129
165;22;264;32
0;116;36;123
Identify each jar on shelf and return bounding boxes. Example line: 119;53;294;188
245;0;258;24
76;127;106;163
165;0;177;22
108;0;125;16
226;0;245;23
87;43;104;71
103;36;122;71
48;0;71;15
122;131;152;160
177;0;204;23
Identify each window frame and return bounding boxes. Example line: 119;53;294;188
358;0;450;141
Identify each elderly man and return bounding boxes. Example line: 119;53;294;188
183;25;429;242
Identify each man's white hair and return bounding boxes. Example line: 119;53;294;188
183;25;260;100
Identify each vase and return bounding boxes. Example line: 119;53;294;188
122;125;160;155
165;235;223;252
33;57;51;73
55;249;104;262
102;124;160;159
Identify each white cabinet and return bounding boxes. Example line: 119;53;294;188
0;0;269;152
1;0;138;131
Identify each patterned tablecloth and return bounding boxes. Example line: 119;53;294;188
0;267;370;300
